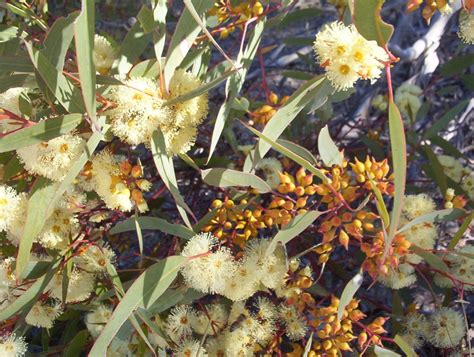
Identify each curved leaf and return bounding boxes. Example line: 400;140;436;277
16;178;56;278
385;101;406;256
150;130;193;228
110;216;195;240
201;168;272;193
397;208;465;233
74;0;98;130
337;272;363;321
243;76;333;172
266;210;324;256
0;114;83;153
318;125;343;167
353;0;394;47
90;256;187;355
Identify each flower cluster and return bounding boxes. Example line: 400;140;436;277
208;0;264;38
107;69;208;154
249;91;289;126
313;21;388;90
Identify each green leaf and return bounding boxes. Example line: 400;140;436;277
16;178;56;277
241;122;329;183
43;12;79;70
0;55;34;72
302;332;313;357
164;68;235;106
89;256;187;355
25;42;85;113
266;211;323;256
353;0;394;47
410;246;449;272
163;0;214;89
74;0;98;130
278;8;322;28
398;209;465;233
421;145;448;194
423;100;469;139
63;330;89;357
374;345;401;357
243;76;333;172
440;54;474;77
0;259;60;321
337;272;363;321
318;125;343;167
201;168;272;193
448;211;474;250
115;6;153;75
277;139;318;165
368;178;390;228
0;73;36;93
0;114;83;153
129;58;163;78
394;335;416;357
150;130;193;228
207;19;266;163
385;101;406;255
151;0;168;60
110;216;195;240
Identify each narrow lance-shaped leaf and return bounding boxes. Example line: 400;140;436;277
337;272;363;321
16;178;57;278
201;168;272;193
0;259;60;321
42;12;79;70
448;211;474;250
150;130;193;228
25;42;86;113
74;0;98;131
207;19;266;163
266;211;324;256
163;0;214;90
410;246;449;272
115;6;153;75
110;216;195;240
318;125;343;167
241;121;330;184
89;256;187;355
397;208;465;234
244;76;333;172
0;114;83;153
394;335;416;357
385;100;406;257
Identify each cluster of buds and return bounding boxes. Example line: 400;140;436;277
315;161;358;208
309;296;365;356
249;92;289;126
406;0;454;22
209;0;264;38
264;168;317;227
115;160;152;212
357;317;389;349
280;259;316;309
361;232;411;278
319;210;378;250
444;188;467;209
350;157;393;195
202;199;266;247
313;243;334;265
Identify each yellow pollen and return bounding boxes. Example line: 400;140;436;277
59;143;69;153
339;64;350;75
336;46;346;55
354;51;364;61
0;198;8;205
